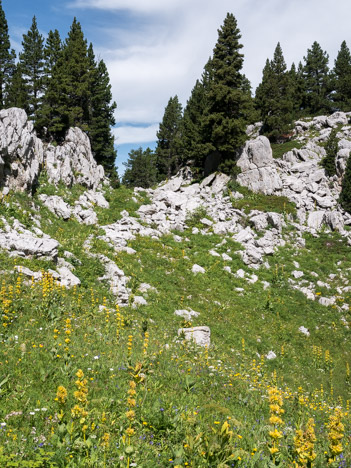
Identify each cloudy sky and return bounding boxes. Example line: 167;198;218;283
3;0;351;173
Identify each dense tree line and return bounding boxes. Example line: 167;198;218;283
0;2;118;184
124;14;351;189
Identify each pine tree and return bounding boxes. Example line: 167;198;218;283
180;59;213;174
0;0;16;109
122;147;157;188
333;41;351;111
302;41;331;115
5;63;28;111
339;152;351;213
19;16;45;118
44;29;62;80
289;62;305;118
87;44;118;182
321;128;338;176
156;95;183;179
203;13;254;174
38;18;90;140
255;43;294;141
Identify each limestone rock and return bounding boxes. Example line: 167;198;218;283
236;136;282;195
39;194;72;220
45;128;105;189
0;108;43;192
178;326;211;347
174;309;200;321
192;264;205;274
56;266;81;288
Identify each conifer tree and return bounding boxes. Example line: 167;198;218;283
302;41;331;115
122;147;157;188
19;16;45;118
321;128;338;176
38;18;90;140
87;44;118;182
289;62;305;118
155;95;183;179
44;29;62;80
203;13;254;174
333;41;351;111
5;63;28;111
340;153;351;213
180;59;213;173
255;43;293;141
0;0;16;109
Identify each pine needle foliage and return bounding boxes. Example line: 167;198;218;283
0;0;16;109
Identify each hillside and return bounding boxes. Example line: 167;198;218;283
0;108;351;467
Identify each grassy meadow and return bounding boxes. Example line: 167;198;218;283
0;182;350;467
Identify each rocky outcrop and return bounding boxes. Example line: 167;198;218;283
236;136;282;195
45;128;105;189
0;108;105;194
0;108;43;193
0;218;59;260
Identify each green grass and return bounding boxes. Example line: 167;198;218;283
228;181;296;216
271;140;304;159
0;183;350;467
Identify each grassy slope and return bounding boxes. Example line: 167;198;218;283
0;183;350;467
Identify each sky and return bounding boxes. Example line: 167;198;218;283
3;0;351;175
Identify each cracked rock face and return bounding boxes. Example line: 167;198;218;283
0;108;105;194
0;108;43;193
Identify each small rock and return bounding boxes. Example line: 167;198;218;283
178;326;211;347
192;264;205;274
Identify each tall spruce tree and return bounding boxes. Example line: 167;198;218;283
0;0;16;109
203;13;254;174
302;41;331;115
5;63;28;111
122;147;157;188
38;18;90;140
289;62;305;118
155;95;183;179
255;43;293;141
87;43;118;182
43;29;62;80
180;59;213;174
19;16;45;118
333;41;351;111
321;128;338;176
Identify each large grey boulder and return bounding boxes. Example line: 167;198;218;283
0;108;43;192
0;228;59;259
39;194;72;220
236;136;282;195
45;128;105;189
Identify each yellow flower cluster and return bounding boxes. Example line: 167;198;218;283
143;331;149;356
293;418;317;466
268;386;284;459
56;385;68;405
126;380;137;438
74;369;88;405
127;334;133;358
327;407;344;463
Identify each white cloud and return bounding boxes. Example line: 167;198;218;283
113;124;159;145
70;0;351;146
70;0;194;13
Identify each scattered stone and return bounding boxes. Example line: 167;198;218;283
299;326;310;337
292;270;304;279
192;264;205;274
174;309;200;321
266;351;277;360
178;326;211;347
132;296;148;308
